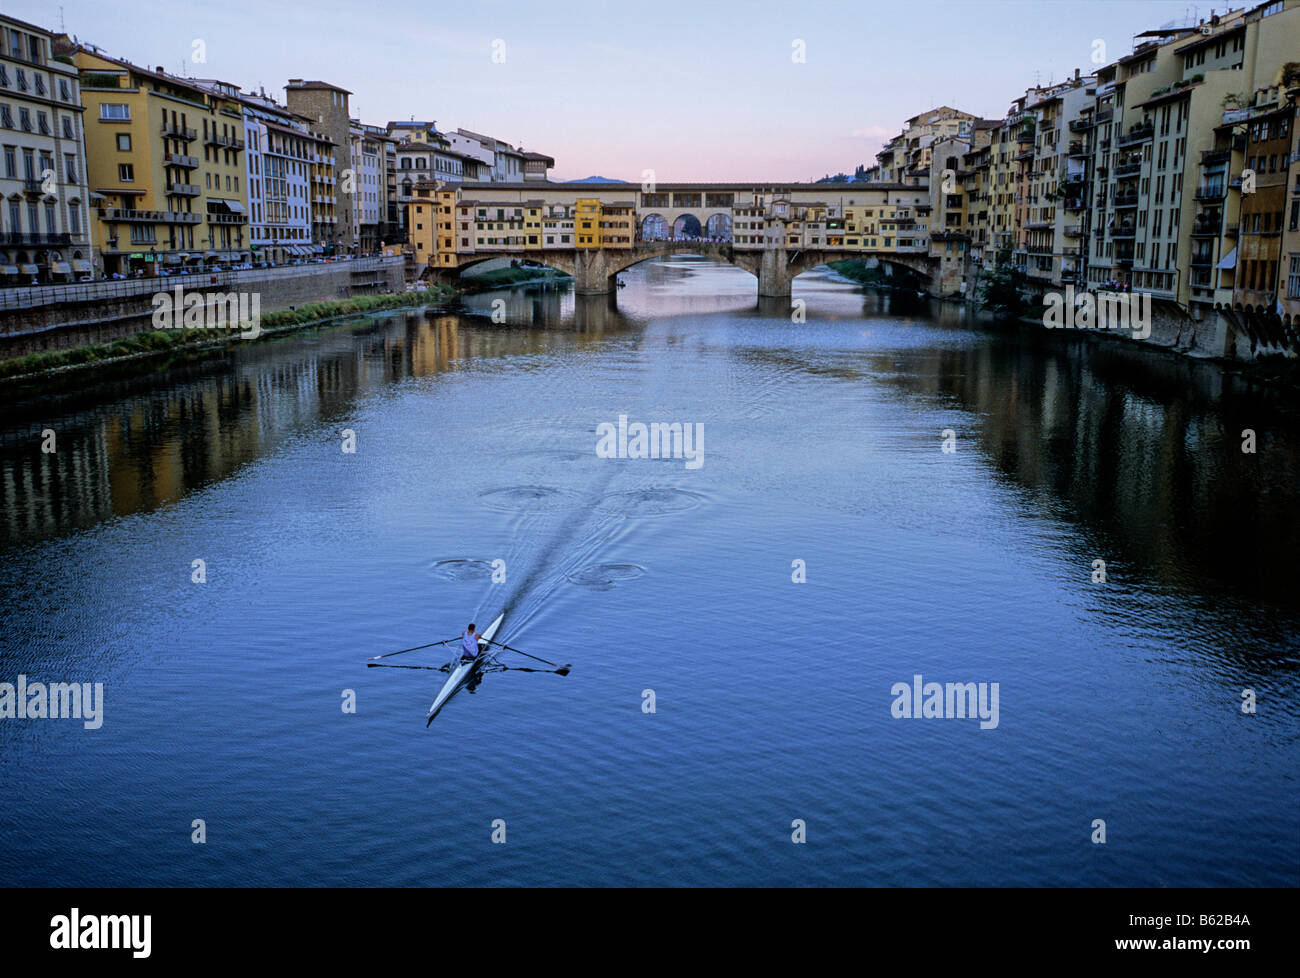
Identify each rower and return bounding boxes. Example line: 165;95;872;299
460;623;484;663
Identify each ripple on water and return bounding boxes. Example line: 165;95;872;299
506;448;591;464
430;559;495;581
566;563;646;590
478;485;581;512
596;487;706;518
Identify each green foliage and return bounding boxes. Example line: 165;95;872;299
977;253;1029;320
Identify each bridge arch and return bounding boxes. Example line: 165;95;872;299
640;213;670;240
672;214;703;239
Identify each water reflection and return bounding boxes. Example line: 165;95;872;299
2;262;1299;624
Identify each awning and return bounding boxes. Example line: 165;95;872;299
71;259;92;273
0;265;18;275
164;253;184;264
20;264;39;275
225;200;245;214
50;262;72;275
310;245;324;254
1216;247;1237;270
205;251;220;259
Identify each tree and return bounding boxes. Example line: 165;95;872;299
978;250;1029;320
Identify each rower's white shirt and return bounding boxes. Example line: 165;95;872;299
461;631;481;657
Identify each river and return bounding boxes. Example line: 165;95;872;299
1;257;1296;886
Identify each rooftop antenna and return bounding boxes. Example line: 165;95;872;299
58;6;65;32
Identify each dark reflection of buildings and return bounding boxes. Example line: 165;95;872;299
0;292;641;546
743;297;1300;611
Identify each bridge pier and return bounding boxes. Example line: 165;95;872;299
756;249;793;298
572;250;617;295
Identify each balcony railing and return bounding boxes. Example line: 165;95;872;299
1200;148;1231;166
1117;122;1154;146
1064;198;1086;210
1068;118;1092;132
0;231;72;247
1194;185;1226;202
164;153;199;169
101;207;203;224
1110;226;1136;239
1115;161;1142;177
1113;193;1139;208
1067;142;1087;156
207;213;246;225
167;182;201;197
161;122;197;140
205;133;245;149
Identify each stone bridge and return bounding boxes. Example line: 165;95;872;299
437;242;936;297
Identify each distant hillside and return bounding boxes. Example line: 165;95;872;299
565;176;629;183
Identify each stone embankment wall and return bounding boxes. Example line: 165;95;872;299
0;257;405;358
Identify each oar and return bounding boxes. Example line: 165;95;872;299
367;637;458;662
483;638;571;673
366;662;452;671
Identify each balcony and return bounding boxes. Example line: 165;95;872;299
1064;224;1084;237
1113;193;1139;209
1190;256;1214;268
20;177;45;195
1014;148;1034;161
1117;122;1154;146
1194;185;1226;202
161;122;197;141
102;207;202;224
164;153;199;169
1064;197;1086;210
206;132;245;149
1115;161;1142;178
0;231;72;247
1200;148;1231;166
1067;142;1087;157
1095;108;1114;124
1068;118;1092;132
167;182;201;197
207;212;246;225
1110;226;1136;239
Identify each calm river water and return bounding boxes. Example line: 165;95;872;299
1;258;1296;886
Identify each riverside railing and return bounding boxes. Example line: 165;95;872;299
0;256;402;312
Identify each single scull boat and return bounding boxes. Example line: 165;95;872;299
427;612;504;725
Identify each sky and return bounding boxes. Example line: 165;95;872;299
11;0;1238;181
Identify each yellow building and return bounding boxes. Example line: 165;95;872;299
406;184;435;267
435;187;458;267
598;202;635;248
71;47;251;275
575;198;602;247
523;202;543;250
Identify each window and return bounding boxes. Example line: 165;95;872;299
118;163;134;181
100;103;130;121
69;204;80;236
19;107;32;131
116;133;131;151
59;78;71;101
0;104;9;128
37;111;49;135
1289;256;1300;299
2;146;13;178
62;116;74;139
